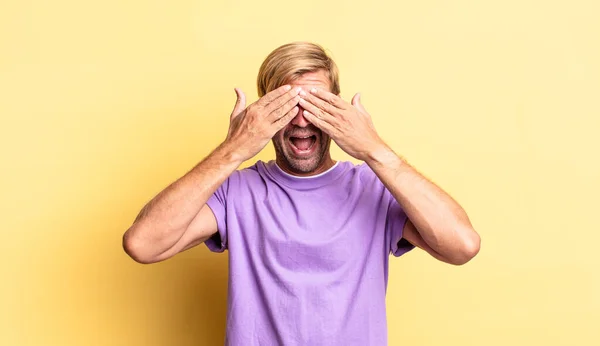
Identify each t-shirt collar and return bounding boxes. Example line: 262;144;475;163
263;160;348;190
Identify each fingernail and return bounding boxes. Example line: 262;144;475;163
310;88;317;94
285;85;292;91
299;90;307;96
295;87;302;94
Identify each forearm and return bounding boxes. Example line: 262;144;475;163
365;144;480;263
124;141;243;255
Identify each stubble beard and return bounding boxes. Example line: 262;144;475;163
272;130;331;174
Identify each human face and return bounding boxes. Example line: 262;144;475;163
272;70;336;176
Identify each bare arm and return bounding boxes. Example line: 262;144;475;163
123;85;303;264
122;143;243;264
298;88;480;265
366;147;480;265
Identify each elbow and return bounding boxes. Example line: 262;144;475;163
122;227;156;264
448;229;481;266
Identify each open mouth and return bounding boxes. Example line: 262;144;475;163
289;135;317;152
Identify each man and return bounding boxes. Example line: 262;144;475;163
123;42;481;345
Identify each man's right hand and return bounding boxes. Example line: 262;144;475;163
224;84;302;161
123;85;302;264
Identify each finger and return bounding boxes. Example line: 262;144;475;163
256;84;293;107
301;109;335;135
264;86;301;116
272;106;300;130
298;95;337;122
300;92;344;116
351;93;366;113
231;88;246;119
308;88;349;110
268;93;301;123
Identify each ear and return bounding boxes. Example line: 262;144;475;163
231;88;246;119
351;93;366;113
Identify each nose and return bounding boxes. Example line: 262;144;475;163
291;104;310;127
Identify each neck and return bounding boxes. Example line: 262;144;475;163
275;155;336;177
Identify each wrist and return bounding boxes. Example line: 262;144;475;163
215;140;247;167
365;143;404;169
364;141;392;163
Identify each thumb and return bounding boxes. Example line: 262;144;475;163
351;93;366;113
231;88;246;119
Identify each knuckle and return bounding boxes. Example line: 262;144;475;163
319;100;329;111
274;106;284;118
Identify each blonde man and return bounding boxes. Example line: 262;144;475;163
123;42;481;345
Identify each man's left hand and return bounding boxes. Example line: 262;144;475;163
298;88;386;161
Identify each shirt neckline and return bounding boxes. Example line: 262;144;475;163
274;161;340;179
262;160;348;190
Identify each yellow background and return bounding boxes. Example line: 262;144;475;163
1;0;599;345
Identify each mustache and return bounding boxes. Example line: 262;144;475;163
285;125;321;138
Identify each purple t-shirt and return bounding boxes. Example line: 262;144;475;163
205;160;414;346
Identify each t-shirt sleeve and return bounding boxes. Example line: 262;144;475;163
359;162;415;257
386;193;416;257
204;177;230;253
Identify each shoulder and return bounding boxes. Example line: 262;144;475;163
235;161;262;178
327;161;386;195
353;162;382;185
224;160;270;190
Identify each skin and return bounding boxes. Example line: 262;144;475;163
271;71;336;176
123;69;480;266
297;73;481;265
122;84;303;263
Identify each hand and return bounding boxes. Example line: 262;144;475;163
225;85;302;161
298;88;386;161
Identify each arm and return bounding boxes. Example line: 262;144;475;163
123;85;303;264
366;147;480;265
298;88;480;265
122;143;243;264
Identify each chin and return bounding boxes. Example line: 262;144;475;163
273;135;330;175
284;156;322;174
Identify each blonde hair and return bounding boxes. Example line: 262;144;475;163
257;42;340;97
